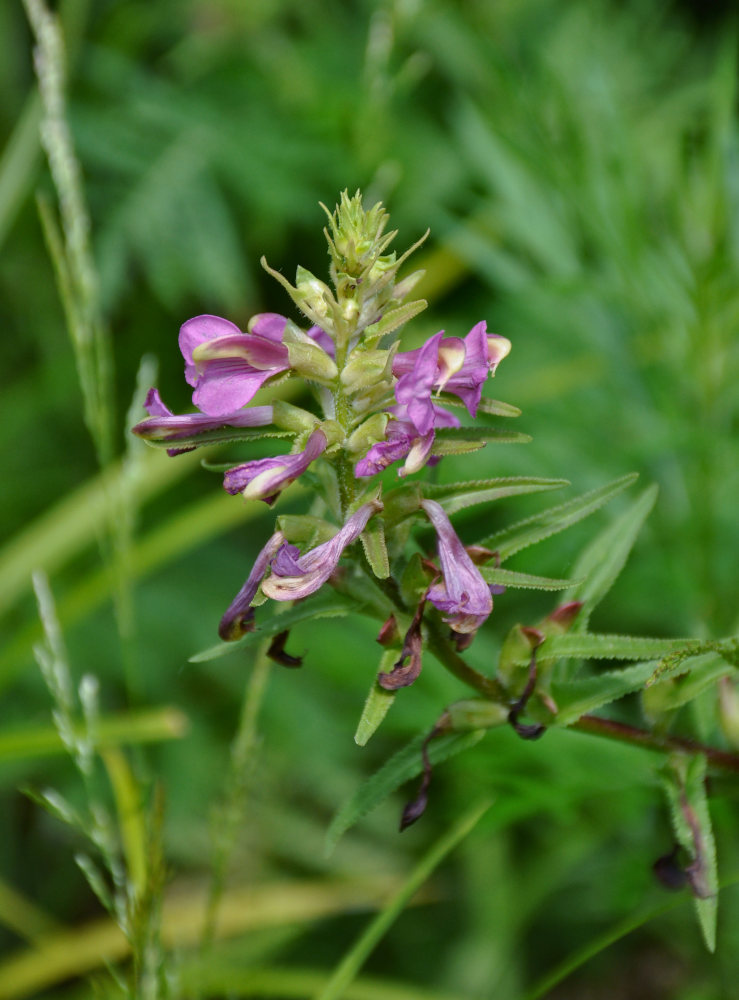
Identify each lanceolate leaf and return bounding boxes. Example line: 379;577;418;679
360;517;390;580
479;473;639;559
354;650;397;747
497;632;696;669
660;754;718;952
432;427;532;454
480;567;577;591
422;477;567;516
539;633;694;663
563;485;658;629
440;395;522;418
190;592;357;662
644;654;736;714
325;730;485;854
552;660;660;725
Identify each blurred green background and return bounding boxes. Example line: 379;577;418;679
2;0;739;997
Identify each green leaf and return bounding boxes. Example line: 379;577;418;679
480;473;639;560
432;427;531;454
325;730;485;853
563;485;658;629
189;592;357;663
645;654;736;713
660;754;718;952
354;650;397;747
480;567;577;591
360;518;390;580
539;633;694;664
362;299;428;341
440;395;521;418
552;661;660;725
422;477;567;515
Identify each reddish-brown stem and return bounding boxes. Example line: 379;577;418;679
573;714;739;773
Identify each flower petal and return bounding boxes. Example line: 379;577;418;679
261;500;382;600
421;499;493;634
223;429;327;503
179;314;242;386
218;531;287;640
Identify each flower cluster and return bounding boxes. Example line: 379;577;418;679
133;191;512;689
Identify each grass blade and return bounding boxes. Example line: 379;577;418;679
315;799;492;1000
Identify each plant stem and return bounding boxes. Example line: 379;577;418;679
397;585;739;773
573;715;739;773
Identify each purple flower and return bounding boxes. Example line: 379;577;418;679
261;500;382;601
223;428;328;504
179;313;290;417
421;499;493;635
393;332;444;435
219;531;287;640
133;388;274;455
354;403;459;479
393;322;511;418
218;500;383;640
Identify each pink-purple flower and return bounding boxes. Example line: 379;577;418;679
223;428;328;504
421;499;493;635
219;500;383;639
133;388;274;455
179;313;291;417
392;321;511;418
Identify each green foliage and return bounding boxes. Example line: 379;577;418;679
4;0;739;998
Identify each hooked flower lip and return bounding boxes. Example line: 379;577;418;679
392;322;511;418
223;428;328;504
421;499;493;635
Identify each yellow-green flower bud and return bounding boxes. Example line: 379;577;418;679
286;341;339;385
346;413;389;456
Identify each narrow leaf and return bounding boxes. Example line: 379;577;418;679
433;427;531;454
480;567;577;591
422;477;567;515
645;655;736;714
538;633;695;664
563;485;658;629
190;592;356;662
362;299;428;341
325;730;485;854
480;473;639;559
552;661;659;725
360;518;390;580
440;395;521;418
354;651;397;747
660;754;718;951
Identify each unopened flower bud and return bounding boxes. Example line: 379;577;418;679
340;348;395;394
286;341;339;384
498;625;545;687
295;266;334;319
347;413;389;455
